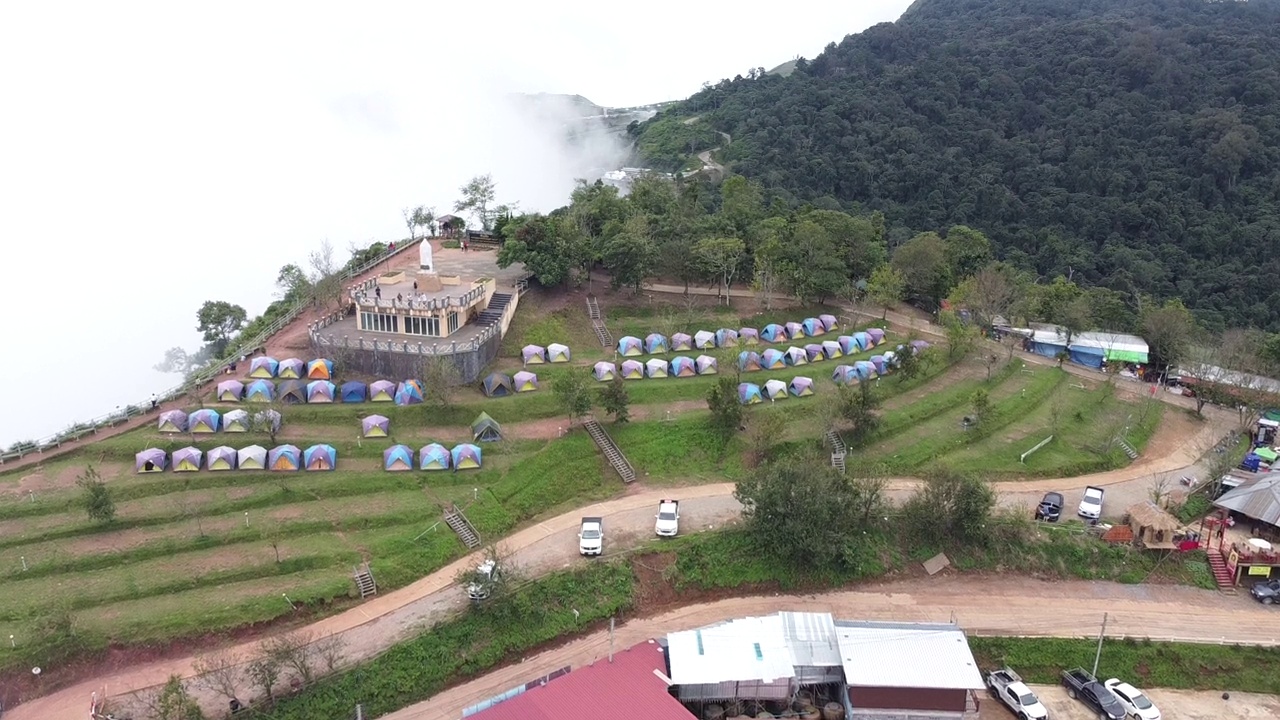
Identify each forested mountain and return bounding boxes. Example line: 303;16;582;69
630;0;1280;331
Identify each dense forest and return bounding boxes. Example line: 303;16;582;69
629;0;1280;331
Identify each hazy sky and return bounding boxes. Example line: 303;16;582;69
0;1;913;447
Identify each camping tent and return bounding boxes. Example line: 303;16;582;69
763;379;788;400
738;382;763;405
851;332;871;351
135;448;166;473
837;336;858;355
670;356;696;377
821;340;842;360
420;443;451;470
306;380;336;403
802;318;824;337
547;343;571;363
306;358;334;379
362;415;390;438
1068;343;1106;368
694;331;716;349
513;371;539;392
785;321;805;339
670;333;693;351
173;447;203;472
910;340;930;352
621;359;645;380
715;328;738;347
340;381;367;403
593;361;616;382
304;444;337;471
804;344;824;362
832;365;856;385
452;443;483;470
384;444;414;471
224;409;250;432
762;348;787;369
738;327;760;345
189;408;221;433
522;345;547;364
158;410;188;433
245;379;275;402
216;380;244;402
867;328;886;346
617;336;643;356
369;380;396;402
789;377;815;397
248;357;279;378
394;380;423;406
237;445;267;470
472;412;502;442
785;347;808;366
277;358;305;379
853;360;878;379
869;355;888;374
206;446;237;471
644;333;669;354
645;358;668;378
268;444;301;471
696;355;718;375
482;373;514;397
761;324;787;343
738;351;763;372
278;380;307;404
252;409;282;434
819;314;838;332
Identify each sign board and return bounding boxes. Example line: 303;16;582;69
1248;565;1272;577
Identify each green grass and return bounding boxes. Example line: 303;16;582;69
611;414;746;480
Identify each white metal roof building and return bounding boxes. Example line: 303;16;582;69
834;621;984;690
666;614;797;700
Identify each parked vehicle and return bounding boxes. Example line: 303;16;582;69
1078;486;1105;520
466;559;501;602
578;516;604;556
985;667;1048;719
1035;492;1063;522
1061;668;1124;720
1104;679;1162;720
655;499;680;536
1251;578;1280;605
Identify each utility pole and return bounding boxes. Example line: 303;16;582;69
1092;613;1109;677
609;617;615;663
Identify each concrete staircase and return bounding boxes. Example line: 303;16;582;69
1115;437;1139;460
584;419;635;482
826;429;848;473
444;504;482;549
1206;548;1237;594
586;296;613;348
476;292;512;329
353;562;377;599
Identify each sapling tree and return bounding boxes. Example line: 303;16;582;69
76;465;116;524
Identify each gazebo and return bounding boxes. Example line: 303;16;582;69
1125;501;1183;550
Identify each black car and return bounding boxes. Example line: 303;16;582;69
1063;668;1125;720
1035;491;1063;522
1251;579;1280;605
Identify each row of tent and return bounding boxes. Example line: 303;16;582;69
616;316;859;356
592;356;719;381
158;409;281;434
830;341;931;385
480;371;540;397
363;412;503;443
245;357;334;380
738;378;816;404
382;443;483;470
135;444;336;472
520;343;571;365
214;379;427;406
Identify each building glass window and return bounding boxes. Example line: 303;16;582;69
405;316;440;337
359;312;399;333
447;311;460;334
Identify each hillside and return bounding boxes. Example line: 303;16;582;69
631;0;1280;330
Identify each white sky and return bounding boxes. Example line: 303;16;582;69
0;1;912;447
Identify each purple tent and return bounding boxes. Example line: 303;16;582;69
867;328;886;346
761;348;787;369
384;444;414;471
306;380;336;403
761;324;787;343
189;408;221;433
172;446;203;472
522;344;547;364
362;414;390;437
695;355;718;375
694;331;716;349
670;356;696;377
513;370;539;392
617;336;643;356
593;361;616;381
819;314;838;332
135;448;166;473
216;380;243;402
206;446;237;471
268;444;301;471
801;318;824;337
738;351;763;372
854;360;878;379
783;347;807;366
621;359;645;379
738;382;763;405
822;340;842;359
277;358;305;379
645;358;668;378
785;321;805;339
451;443;483;470
715;328;739;347
911;340;931;351
245;379;274;402
420;443;451;470
369;379;396;401
869;355;888;374
832;365;856;385
837;336;859;355
248;356;278;378
737;327;760;345
763;379;788;400
789;376;815;397
670;333;693;351
644;333;669;354
852;332;872;351
804;343;824;362
157;410;188;433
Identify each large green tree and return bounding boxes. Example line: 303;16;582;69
196;301;247;355
891;232;952;307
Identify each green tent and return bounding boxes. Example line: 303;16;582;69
471;412;502;442
1255;447;1278;463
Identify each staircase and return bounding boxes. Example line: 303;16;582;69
444;504;482;549
584;419;636;482
1206;548;1237;594
476;293;512;329
353;562;377;599
586;296;613;348
1115;437;1139;460
825;429;848;473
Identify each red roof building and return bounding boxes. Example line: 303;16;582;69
466;640;694;720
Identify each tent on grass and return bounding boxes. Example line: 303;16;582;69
804;344;824;363
802;318;824;337
851;332;871;351
245;379;275;403
384;444;414;471
522;345;547;364
645;358;668;378
547;343;571;363
482;373;514;397
867;328;886;347
869;355;888;374
394;380;423;406
252;409;282;434
789;376;815;397
854;360;878;379
593;361;616;382
715;328;739;348
158;410;188;433
237;445;267;470
837;336;859;355
173;447;202;472
670;356;696;377
278;380;307;404
452;443;483;470
822;340;842;359
307;358;334;379
761;324;787;343
341;381;367;403
785;347;808;366
206;446;237;471
135;448;166;473
472;412;502;442
694;331;716;349
420;443;451;470
832;365;857;385
763;379;788;400
216;380;244;402
513;371;539;392
621;359;645;380
189;408;221;433
696;355;718;375
268;444;301;471
910;340;931;352
248;356;279;378
362;415;390;438
882;350;898;367
762;348;787;369
670;333;693;351
304;444;337;471
306;380;336;403
644;333;669;354
369;380;396;402
277;358;305;379
738;351;763;372
819;314;838;332
617;336;643;356
785;321;805;340
223;409;251;432
738;382;763;405
738;327;760;345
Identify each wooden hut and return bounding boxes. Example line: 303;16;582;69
1125;501;1182;550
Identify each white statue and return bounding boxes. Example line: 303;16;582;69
419;240;434;271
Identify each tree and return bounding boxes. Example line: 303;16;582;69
402;207;418;241
941;310;978;361
307;239;344;311
866;264;906;319
781;219;849;303
196;300;247;356
896;343;923;381
598;373;630;423
949;262;1023;330
77;466;115;524
275;263;312;302
129;675;206;720
718;174;763;235
420;356;461;408
745;409;786;465
969;389;991;427
497;214;577;287
245;647;282;705
601;216;658;292
552;369;592;422
411;205;435;238
750;218;788;310
154;346;190;374
901;469;996;547
891;232;952;307
262;631;319;686
455;174;498;231
1141;298;1197;378
706;376;744;447
827;382;881;446
944;225;993;280
192;648;244;707
694;237;745;306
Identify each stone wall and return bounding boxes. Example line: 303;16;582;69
309;330;501;384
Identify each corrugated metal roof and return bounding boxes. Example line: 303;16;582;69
467;640;693;720
779;611;841;667
835;622;984;690
1071;331;1149;354
667;615;796;685
1214;474;1280;526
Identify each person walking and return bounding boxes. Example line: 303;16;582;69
150;393;158;411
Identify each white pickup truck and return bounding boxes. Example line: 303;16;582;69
1078;485;1104;520
986;667;1048;720
578;516;603;556
655;499;680;536
466;559;500;602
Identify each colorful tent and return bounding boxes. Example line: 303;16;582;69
173;446;203;472
762;348;787;369
822;340;842;359
694;331;716;349
482;373;514;397
785;321;805;339
306;358;334;379
513;371;539;392
738;351;763;372
252;409;282;434
304;444;337;471
785;347;808;366
362;414;390;438
621;359;645;380
135;448;166;473
278;380;307;404
867;328;886;347
763;379;789;400
715;328;739;347
248;356;278;378
802;318;824;337
910;340;930;351
216;380;243;402
394;380;423;406
869;355;888;374
522;345;547;364
238;445;267;470
222;409;249;432
670;333;693;351
837;336;859;355
472;412;502;442
268;444;301;471
670;356;697;377
789;376;815;397
644;333;669;354
369;380;396;402
452;443;483;470
645;358;668;378
854;360;878;379
245;379;275;403
617;336;643;356
206;446;237;471
157;410;188;433
804;344;825;362
189;408;221;433
277;358;305;379
738;327;760;345
819;314;838;332
384;444;414;471
306;380;336;403
851;332;872;351
761;324;787;343
419;443;451;470
341;381;367;403
547;343;571;363
696;355;718;375
832;365;856;385
593;361;616;382
738;382;763;405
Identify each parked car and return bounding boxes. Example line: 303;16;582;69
1061;668;1124;720
985;667;1048;719
466;559;501;602
1251;578;1280;605
1078;486;1105;520
578;516;604;556
1104;679;1162;720
1035;492;1063;522
655;499;680;536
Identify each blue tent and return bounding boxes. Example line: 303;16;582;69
420;443;451;470
384;444;414;471
801;318;824;336
738;351;762;372
738;382;763;405
832;365;857;385
617;336;643;356
452;443;483;469
853;360;877;379
395;380;424;406
851;332;871;351
715;328;738;347
644;333;669;354
761;348;787;369
303;444;337;471
761;324;787;343
245;379;275;403
340;381;367;403
1068;344;1105;368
